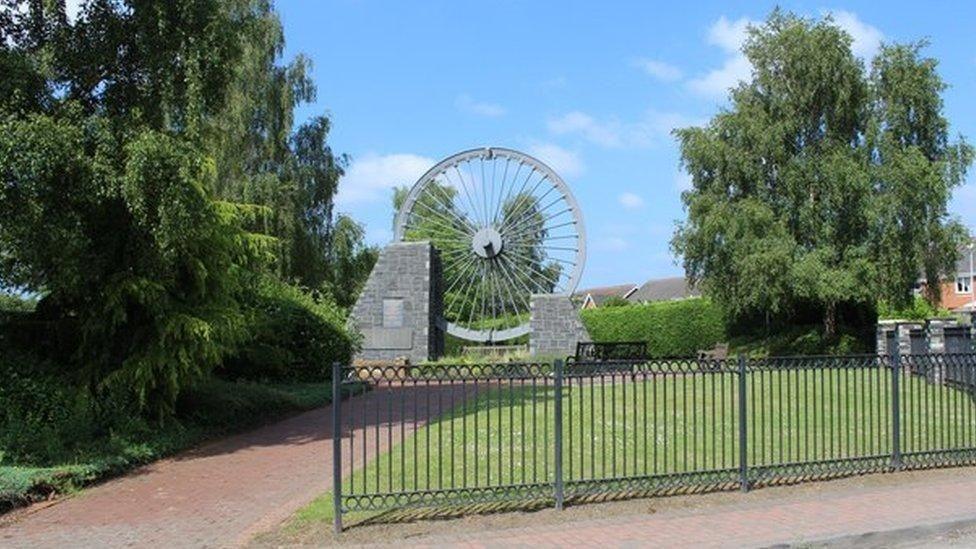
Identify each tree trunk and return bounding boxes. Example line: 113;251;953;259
824;302;837;339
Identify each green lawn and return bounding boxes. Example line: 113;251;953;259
0;379;353;512
338;367;975;505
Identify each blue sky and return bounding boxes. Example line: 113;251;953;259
278;1;976;290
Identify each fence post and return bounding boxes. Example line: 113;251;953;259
737;354;749;492
332;362;343;534
891;350;902;470
553;358;565;511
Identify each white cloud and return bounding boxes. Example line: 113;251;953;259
527;142;584;178
633;58;683;82
455;94;506;117
547;109;700;149
707;15;754;53
637;110;704;143
687;54;752;98
828;10;884;60
337;153;435;206
548;111;622;148
688;16;757;99
618;192;644;210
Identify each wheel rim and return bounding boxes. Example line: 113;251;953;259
394;147;586;342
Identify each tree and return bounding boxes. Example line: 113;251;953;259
289;116;348;289
499;192;561;297
0;111;252;415
0;0;362;414
392;182;480;322
869;42;972;308
323;215;378;309
672;10;971;337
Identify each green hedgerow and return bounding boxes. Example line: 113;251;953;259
580;298;726;357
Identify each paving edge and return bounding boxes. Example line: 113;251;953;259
779;515;976;548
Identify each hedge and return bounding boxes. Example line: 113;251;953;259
222;277;355;382
580;297;725;357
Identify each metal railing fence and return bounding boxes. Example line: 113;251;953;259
331;353;976;532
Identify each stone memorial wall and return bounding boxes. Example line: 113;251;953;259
349;241;443;363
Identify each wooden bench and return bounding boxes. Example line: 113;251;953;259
697;342;729;360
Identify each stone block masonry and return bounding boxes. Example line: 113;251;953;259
529;294;590;357
349;241;443;363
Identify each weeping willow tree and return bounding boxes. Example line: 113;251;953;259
0;0;365;414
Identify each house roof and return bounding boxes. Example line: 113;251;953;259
956;240;975;275
577;284;638;298
574;284;638;307
915;239;975;282
628;276;700;303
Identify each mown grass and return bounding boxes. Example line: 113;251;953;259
291;367;975;531
0;379;352;512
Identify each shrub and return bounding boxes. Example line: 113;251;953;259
0;351;138;467
223;278;355;382
0;351;84;465
580;298;726;357
878;296;949;320
0;117;253;416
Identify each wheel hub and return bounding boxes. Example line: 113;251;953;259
471;227;503;258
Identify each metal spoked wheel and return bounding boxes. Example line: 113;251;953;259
394;147;586;342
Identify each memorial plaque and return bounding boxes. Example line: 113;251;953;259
382;298;404;328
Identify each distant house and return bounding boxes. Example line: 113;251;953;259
627;276;700;304
924;240;976;313
576;284;638;309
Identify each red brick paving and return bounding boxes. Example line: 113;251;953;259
404;468;976;547
0;384;470;548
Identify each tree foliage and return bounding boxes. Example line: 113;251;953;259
673;10;971;335
0;0;367;415
323;215;378;309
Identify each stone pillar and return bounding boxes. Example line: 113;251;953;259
349;241;443;364
877;320;899;355
926;318;957;354
896;322;923;357
529;294;590;358
924;318;959;385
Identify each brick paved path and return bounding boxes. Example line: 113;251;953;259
404;468;976;547
0;384;469;549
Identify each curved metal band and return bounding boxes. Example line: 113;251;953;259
394;147;586;342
